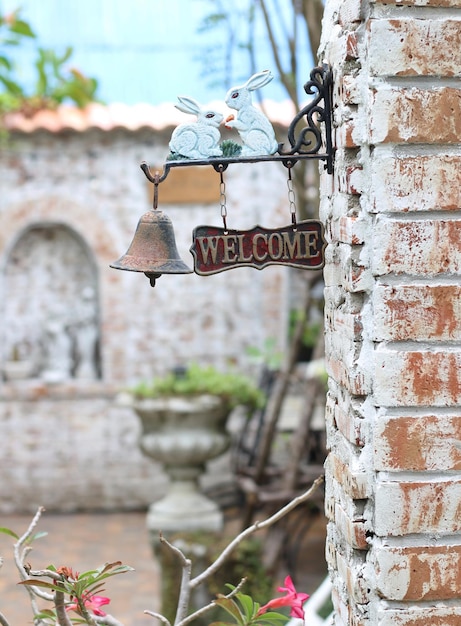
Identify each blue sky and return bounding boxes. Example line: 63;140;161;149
1;0;313;105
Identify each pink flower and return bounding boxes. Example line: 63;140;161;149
257;576;309;620
67;593;111;617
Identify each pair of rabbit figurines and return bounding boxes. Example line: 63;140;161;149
169;70;279;160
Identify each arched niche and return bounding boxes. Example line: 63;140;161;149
2;222;101;382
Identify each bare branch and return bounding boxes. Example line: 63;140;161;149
28;569;61;580
157;534;193;626
177;578;247;626
13;508;54;617
258;0;298;106
190;476;323;589
144;611;172;626
55;583;73;626
300;0;324;61
159;535;190;568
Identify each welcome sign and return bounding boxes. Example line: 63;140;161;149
191;220;325;275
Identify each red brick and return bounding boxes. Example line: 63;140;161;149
374;415;461;471
373;218;461;276
378;607;461;626
325;452;370;499
330;215;367;244
375;544;461;601
371;0;461;6
336;550;369;604
373;284;461;341
326;352;371;397
374;349;461;407
332;400;367;447
369;19;461;77
331;586;369;626
336;117;361;149
345;32;360;59
371;155;461;213
335;501;368;549
338;0;363;25
324;243;372;291
374;479;461;535
325;305;363;341
338;166;363;195
339;74;362;105
325;538;338;569
370;87;461;144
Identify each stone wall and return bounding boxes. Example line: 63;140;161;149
320;0;461;623
0;122;294;512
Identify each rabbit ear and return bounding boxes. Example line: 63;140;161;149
244;70;274;91
175;96;201;115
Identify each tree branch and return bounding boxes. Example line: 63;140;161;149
176;577;247;626
191;476;323;589
55;583;74;626
258;0;298;106
155;478;322;626
144;611;172;626
13;507;54;626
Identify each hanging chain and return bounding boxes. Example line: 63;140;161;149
219;166;228;231
287;165;297;228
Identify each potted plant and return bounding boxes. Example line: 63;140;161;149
128;364;264;538
3;341;35;381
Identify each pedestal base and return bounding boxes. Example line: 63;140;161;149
147;479;224;539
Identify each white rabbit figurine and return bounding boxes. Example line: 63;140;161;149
169;96;223;159
224;70;279;156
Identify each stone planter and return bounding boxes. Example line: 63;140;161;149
132;394;232;536
3;360;34;381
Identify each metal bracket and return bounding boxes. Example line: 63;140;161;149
141;64;334;184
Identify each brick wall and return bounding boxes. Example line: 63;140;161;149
320;0;461;623
0;126;291;512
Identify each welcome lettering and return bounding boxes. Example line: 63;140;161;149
191;221;325;276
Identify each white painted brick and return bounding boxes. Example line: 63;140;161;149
374;543;461;601
369;19;461;77
372;216;461;277
322;2;461;621
370;154;461;213
374;479;461;536
374;348;461;407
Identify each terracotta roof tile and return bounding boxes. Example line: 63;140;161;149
3;100;294;134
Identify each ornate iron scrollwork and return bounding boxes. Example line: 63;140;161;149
280;65;334;174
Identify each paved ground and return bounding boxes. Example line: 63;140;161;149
0;510;327;626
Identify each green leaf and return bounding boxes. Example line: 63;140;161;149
78;562;134;584
58;46;73;65
255;612;290;624
10;19;36;38
0;75;24;96
34;609;56;618
34;49;48;96
31;531;48;541
19;579;63;591
0;55;12;70
0;527;19;539
214;596;246;625
236;593;257;621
